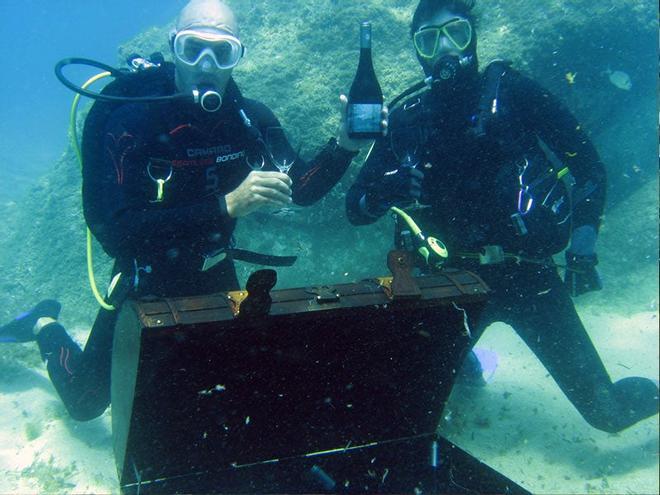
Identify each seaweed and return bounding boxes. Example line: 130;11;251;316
21;456;78;493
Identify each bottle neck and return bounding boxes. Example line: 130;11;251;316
358;25;373;70
360;22;372;50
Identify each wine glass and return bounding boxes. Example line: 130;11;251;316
390;127;429;211
275;158;293;175
265;126;299;175
263;126;302;216
245;153;265;171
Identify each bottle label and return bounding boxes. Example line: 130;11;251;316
347;103;382;133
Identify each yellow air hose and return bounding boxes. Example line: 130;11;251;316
389;206;449;265
69;71;116;311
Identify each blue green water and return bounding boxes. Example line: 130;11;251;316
0;0;186;202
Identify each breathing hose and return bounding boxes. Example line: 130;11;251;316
390;206;449;266
69;71;116;311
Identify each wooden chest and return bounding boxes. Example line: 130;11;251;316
111;267;495;493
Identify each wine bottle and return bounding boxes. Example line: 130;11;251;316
347;21;383;140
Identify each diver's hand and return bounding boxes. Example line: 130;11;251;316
564;252;603;297
225;171;292;218
364;166;424;217
336;94;388;152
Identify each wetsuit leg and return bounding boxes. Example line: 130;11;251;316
36;307;117;421
501;266;659;433
454;289;499;385
33;258;241;422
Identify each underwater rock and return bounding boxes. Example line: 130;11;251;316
0;0;655;326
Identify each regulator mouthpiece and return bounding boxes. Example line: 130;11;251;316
430;54;475;86
433;56;460;81
193;86;223;112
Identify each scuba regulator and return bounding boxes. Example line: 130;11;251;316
55;56;224;113
431;54;474;82
387;53;476;110
391;206;448;269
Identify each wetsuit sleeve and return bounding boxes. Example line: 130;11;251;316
345;135;394;225
245;99;359;206
83;104;235;258
291;138;360;206
510;73;607;231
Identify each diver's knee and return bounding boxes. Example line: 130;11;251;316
65;399;110;422
581;378;659;433
67;406;107;422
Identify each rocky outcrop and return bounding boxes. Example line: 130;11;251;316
1;0;655;327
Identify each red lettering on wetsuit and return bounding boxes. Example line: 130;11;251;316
171;157;216;168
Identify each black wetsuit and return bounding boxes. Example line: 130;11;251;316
37;73;357;421
346;65;659;433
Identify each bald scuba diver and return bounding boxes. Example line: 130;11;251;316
0;0;377;421
346;0;659;433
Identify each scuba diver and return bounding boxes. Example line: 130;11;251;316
346;0;659;433
0;0;376;421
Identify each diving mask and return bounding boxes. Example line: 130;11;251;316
413;18;472;59
173;29;244;70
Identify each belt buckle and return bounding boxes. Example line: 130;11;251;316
201;250;227;272
479;245;505;265
510;213;528;236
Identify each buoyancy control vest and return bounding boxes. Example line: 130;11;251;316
390;60;575;258
80;59;267;258
78;57;297;273
80;61;177;257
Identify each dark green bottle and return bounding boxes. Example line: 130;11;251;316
347;21;383;139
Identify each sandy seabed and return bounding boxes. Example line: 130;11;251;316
1;303;658;494
442;309;659;495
